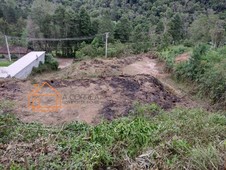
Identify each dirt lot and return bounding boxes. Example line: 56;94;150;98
0;54;199;125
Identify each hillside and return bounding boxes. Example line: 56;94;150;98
0;0;226;169
0;0;226;54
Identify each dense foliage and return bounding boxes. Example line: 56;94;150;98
0;0;225;57
160;45;226;109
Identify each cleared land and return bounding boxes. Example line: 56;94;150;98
0;54;205;125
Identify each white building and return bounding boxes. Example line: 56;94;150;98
0;51;45;79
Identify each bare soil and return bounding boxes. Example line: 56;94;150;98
175;52;190;64
56;58;74;69
0;53;203;125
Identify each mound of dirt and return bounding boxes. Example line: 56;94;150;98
1;54;204;125
0;74;180;125
32;53;157;80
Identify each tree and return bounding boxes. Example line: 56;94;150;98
79;8;92;36
156;20;164;34
188;14;225;45
210;20;225;48
91;19;99;35
160;32;173;49
114;17;131;42
98;14;115;41
30;0;56;26
131;23;149;42
168;13;183;43
53;5;67;38
188;15;210;43
0;18;9;35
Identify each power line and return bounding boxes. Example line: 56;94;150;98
29;36;96;41
2;33;110;57
4;34;105;42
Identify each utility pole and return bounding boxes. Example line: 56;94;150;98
5;35;11;61
105;32;109;58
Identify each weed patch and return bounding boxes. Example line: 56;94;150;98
0;108;225;169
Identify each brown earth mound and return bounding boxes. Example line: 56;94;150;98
0;54;203;125
0;74;180;125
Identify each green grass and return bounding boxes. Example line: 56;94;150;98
0;104;225;169
0;61;13;67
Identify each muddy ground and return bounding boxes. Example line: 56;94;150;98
0;54;200;125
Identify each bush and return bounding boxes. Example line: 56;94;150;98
45;53;59;70
31;53;59;75
160;44;226;108
160;45;190;72
75;41;152;59
107;42;130;57
11;54;18;60
174;45;226;108
76;43;104;58
76;41;129;58
183;39;193;47
130;41;152;54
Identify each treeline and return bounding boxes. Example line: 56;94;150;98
0;0;226;57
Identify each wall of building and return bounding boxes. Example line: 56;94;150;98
0;51;45;79
13;52;45;79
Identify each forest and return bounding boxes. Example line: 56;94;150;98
0;0;225;56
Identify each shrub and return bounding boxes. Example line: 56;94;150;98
11;54;18;60
174;45;226;108
45;53;59;70
183;39;193;47
160;45;190;72
31;53;59;75
130;41;152;54
107;42;129;57
76;41;129;58
76;44;104;58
